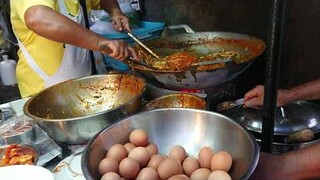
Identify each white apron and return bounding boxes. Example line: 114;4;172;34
16;0;91;88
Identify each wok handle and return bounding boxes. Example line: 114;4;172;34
161;24;195;37
167;24;195;34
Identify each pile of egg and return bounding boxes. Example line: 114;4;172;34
99;129;233;180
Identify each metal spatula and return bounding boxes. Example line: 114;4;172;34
124;29;161;60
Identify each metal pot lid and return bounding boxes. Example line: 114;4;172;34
226;102;320;135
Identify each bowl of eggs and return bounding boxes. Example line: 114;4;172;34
81;108;260;180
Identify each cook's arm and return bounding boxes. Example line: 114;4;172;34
244;79;320;107
24;5;136;60
288;78;320;102
251;144;320;179
100;0;130;31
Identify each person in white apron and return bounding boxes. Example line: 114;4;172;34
16;0;91;88
11;0;137;97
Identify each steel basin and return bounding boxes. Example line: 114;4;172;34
23;74;146;144
81;108;260;180
143;93;207;110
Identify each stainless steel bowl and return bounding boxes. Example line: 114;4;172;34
23;74;146;144
0;144;39;166
81;108;259;180
143;93;207;110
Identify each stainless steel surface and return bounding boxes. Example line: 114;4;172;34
254;132;320;155
81;109;260;180
125;29;161;60
143;93;207;111
191;58;233;66
131;31;265;90
223;101;320;135
216;98;244;112
23;74;146;144
146;83;207;100
0;123;35;145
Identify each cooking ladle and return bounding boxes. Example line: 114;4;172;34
124;29;161;60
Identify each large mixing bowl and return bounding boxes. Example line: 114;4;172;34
23;74;146;144
81;108;259;180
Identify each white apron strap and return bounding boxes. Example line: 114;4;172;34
16;38;48;80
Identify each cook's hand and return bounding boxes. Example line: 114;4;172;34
243;85;292;108
99;39;138;61
111;11;130;32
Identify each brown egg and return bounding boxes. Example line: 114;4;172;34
136;167;159;180
128;147;150;167
124;143;136;153
210;151;232;172
157;158;183;179
119;157;140;179
146;143;159;156
100;172;121;180
208;170;232;180
106;144;128;162
147;154;165;170
130;129;149;146
98;157;119;175
182;156;200;176
190;168;211;180
198;146;215;168
169;145;187;163
168;174;190;180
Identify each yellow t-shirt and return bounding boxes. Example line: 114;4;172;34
10;0;100;98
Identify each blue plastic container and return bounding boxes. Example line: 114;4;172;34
101;21;165;71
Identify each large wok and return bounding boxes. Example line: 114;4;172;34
130;26;265;90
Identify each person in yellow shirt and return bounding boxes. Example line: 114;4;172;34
10;0;137;98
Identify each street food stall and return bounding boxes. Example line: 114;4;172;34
1;0;320;179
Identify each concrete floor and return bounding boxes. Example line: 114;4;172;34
0;84;21;104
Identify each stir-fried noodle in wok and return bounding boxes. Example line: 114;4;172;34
137;48;241;71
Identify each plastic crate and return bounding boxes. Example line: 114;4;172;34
101;21;165;71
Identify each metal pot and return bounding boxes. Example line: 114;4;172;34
143;93;207;110
81;109;259;180
222;101;320;154
23;74;146;144
130;26;265;90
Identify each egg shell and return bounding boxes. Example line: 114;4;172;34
190;168;211;180
119;157;140;179
129;129;149;146
136;167;159;180
210;151;232;172
100;172;121;180
198;146;215;168
98;157;119;175
124;143;136;153
106;144;128;162
146;143;159;156
169;145;187;163
168;174;190;180
157;158;183;179
208;170;232;180
128;147;150;167
147;154;165;170
182;156;200;176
